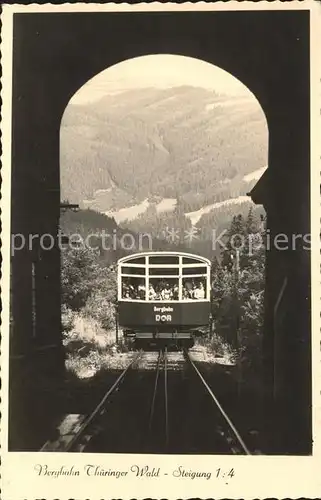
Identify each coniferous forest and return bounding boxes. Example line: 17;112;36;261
61;87;267;213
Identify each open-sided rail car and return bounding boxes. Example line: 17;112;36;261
117;252;211;348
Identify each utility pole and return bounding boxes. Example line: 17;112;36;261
235;248;240;279
115;302;119;344
59;202;79;246
209;312;213;339
234;248;243;400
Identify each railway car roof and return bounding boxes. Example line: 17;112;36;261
117;251;211;266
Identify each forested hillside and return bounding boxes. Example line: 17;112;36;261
60;207;189;263
211;208;266;380
121;198;265;258
60;86;267;213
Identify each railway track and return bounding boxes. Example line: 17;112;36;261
145;348;169;452
42;348;250;454
184;349;251;455
164;348;169;449
148;350;162;437
43;352;143;452
145;348;250;454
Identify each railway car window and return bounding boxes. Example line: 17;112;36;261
124;257;146;265
149;278;179;301
149;256;179;265
182;257;204;264
182;266;207;275
149;268;179;276
182;277;207;300
122;276;146;300
121;266;145;275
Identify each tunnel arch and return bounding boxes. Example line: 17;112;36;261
61;52;269;130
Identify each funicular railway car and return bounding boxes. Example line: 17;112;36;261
117;252;211;349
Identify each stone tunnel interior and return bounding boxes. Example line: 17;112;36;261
9;10;311;454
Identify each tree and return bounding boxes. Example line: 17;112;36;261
83;266;118;330
220;214;246;270
211;207;266;370
246;206;257;234
61;246;101;311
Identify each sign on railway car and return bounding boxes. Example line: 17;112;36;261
155;314;171;322
118;301;211;327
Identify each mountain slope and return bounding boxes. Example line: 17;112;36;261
60;86;268;213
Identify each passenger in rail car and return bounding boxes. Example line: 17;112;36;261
157;280;166;299
183;280;193;299
161;283;173;301
137;282;146;300
150;280;161;300
130;285;137;299
122;283;129;298
122;281;131;299
122;282;135;299
172;283;179;300
193;282;205;300
149;284;157;301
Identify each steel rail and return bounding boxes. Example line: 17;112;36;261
185;350;251;455
148;350;163;435
164;347;169;449
64;352;143;452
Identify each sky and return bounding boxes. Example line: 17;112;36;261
70;54;251;105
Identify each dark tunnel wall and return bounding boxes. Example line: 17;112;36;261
10;10;310;452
